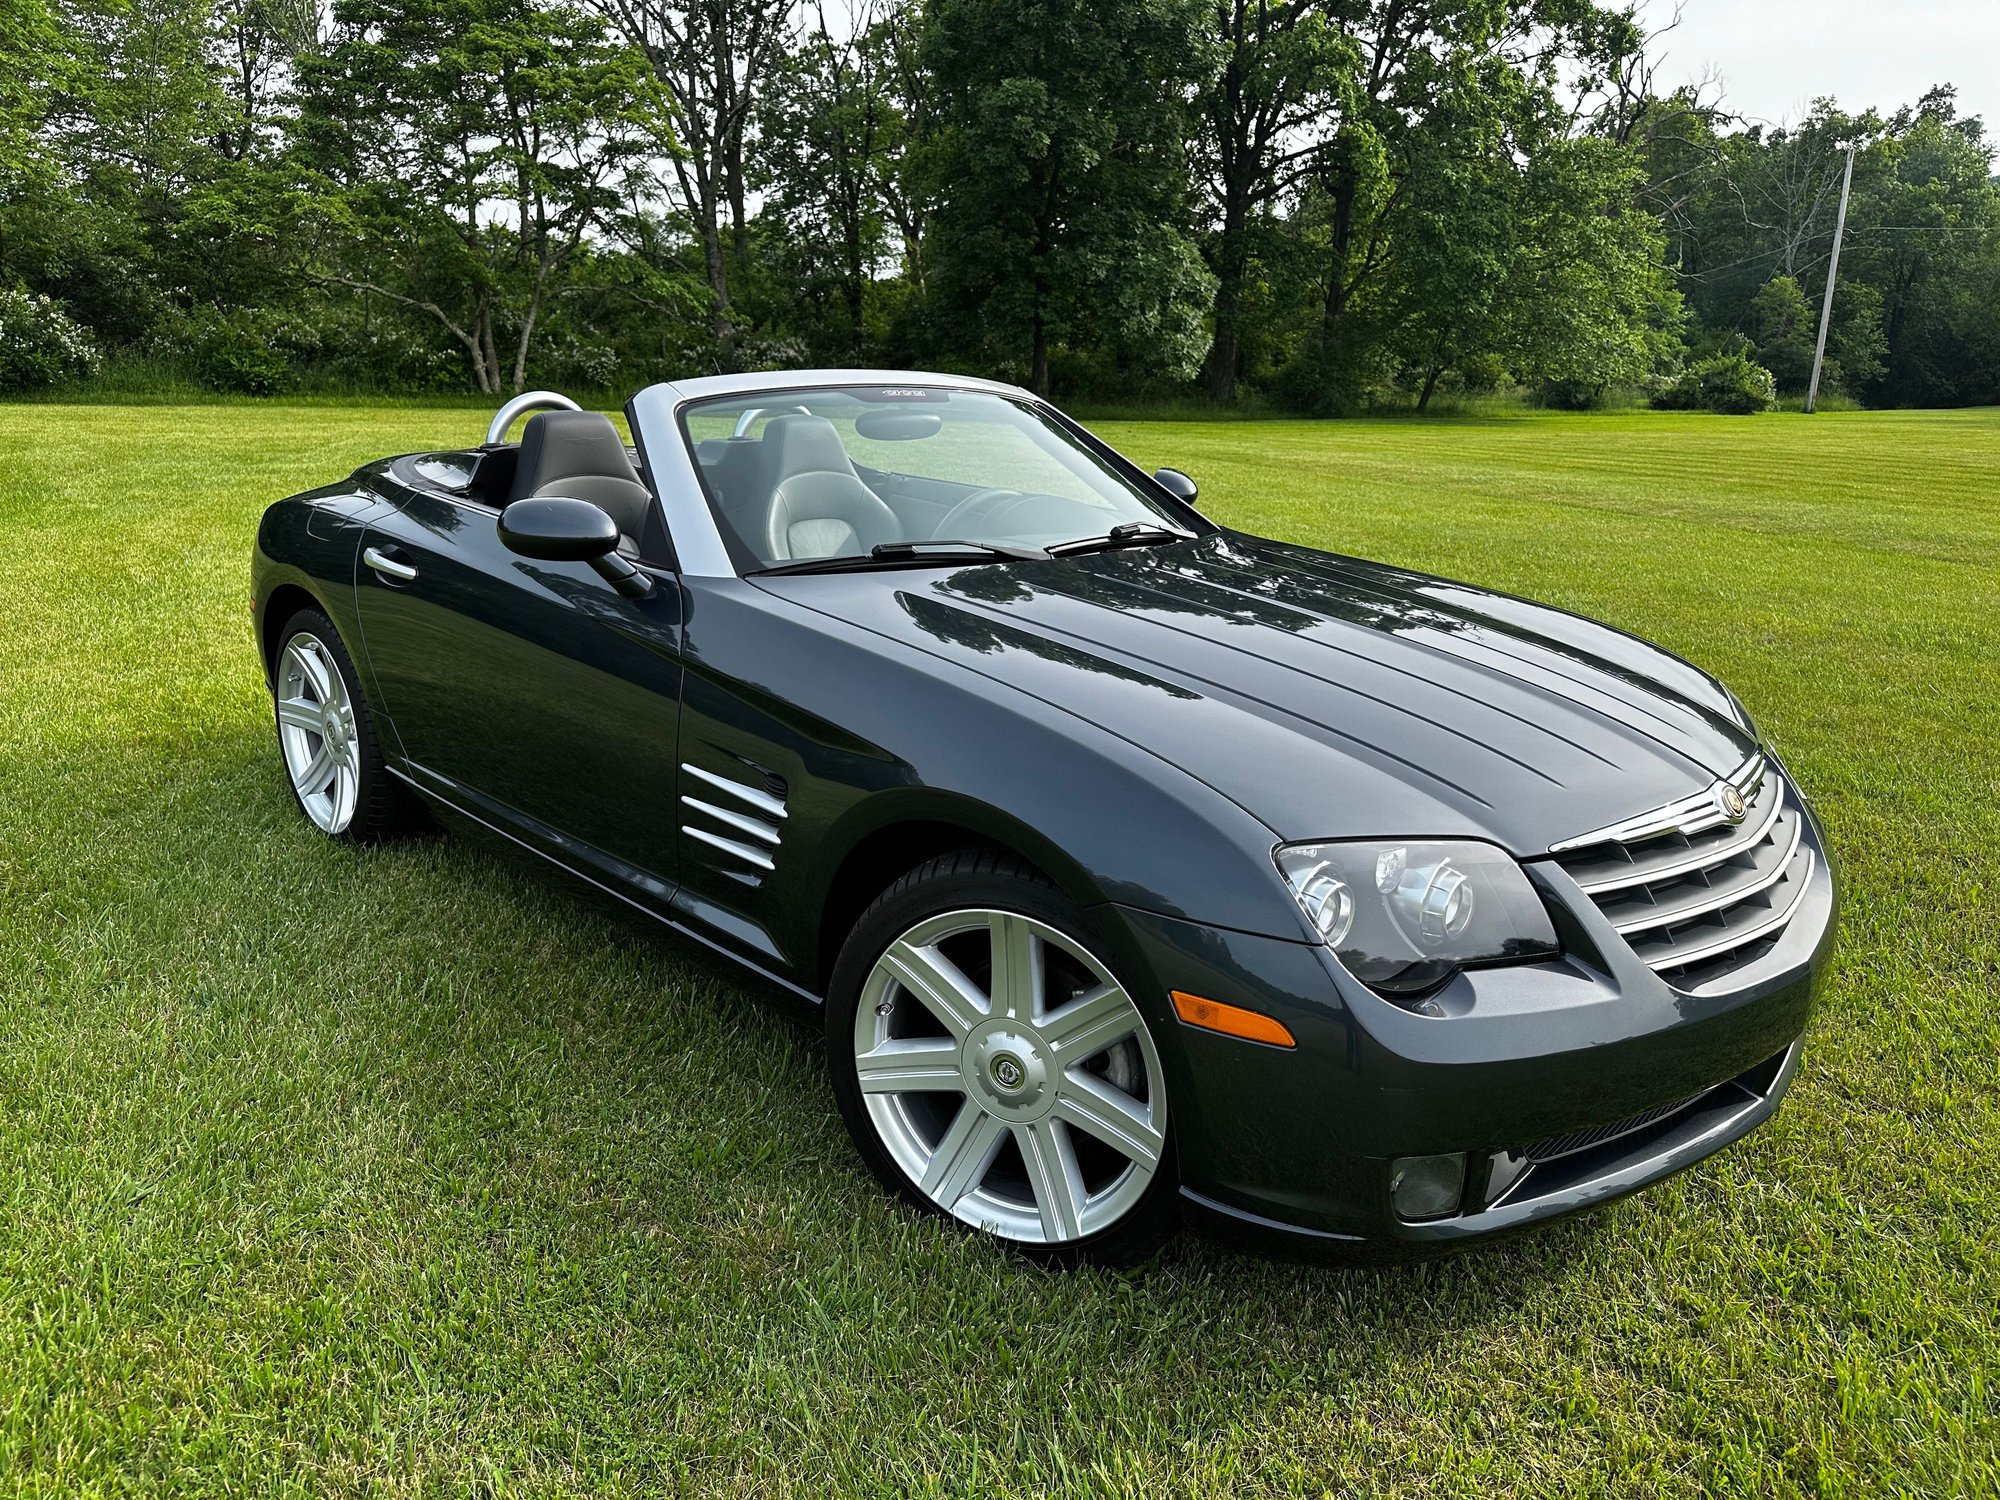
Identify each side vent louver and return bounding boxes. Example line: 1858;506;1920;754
680;761;788;878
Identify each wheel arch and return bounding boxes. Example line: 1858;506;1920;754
810;791;1111;991
257;581;326;683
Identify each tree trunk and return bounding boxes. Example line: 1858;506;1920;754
1206;182;1247;398
477;297;500;395
699;209;735;369
1321;154;1359;337
1416;364;1444;413
843;187;865;358
512;280;545;395
1203;48;1252;404
1030;310;1049;396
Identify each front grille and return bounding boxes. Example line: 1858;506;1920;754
1478;1043;1799;1212
1522;1091;1704;1162
1549;755;1815;985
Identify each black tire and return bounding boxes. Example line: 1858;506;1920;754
826;848;1180;1268
271;606;419;843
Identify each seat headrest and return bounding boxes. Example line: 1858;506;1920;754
761;414;855;484
510;410;642;504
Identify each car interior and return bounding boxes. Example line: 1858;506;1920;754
691;410;1136;566
415;410;671;561
405;391;1169;572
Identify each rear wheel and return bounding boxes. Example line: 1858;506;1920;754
272;607;415;842
827;850;1178;1266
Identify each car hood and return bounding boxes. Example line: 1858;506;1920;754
757;532;1758;855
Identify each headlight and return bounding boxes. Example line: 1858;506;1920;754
1275;839;1559;1001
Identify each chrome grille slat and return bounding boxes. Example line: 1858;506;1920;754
1548;758;1811;984
684;825;776;871
1627;849;1814;970
682;761;788;819
1604;808;1802;938
1566;770;1785;896
1549;752;1765;853
1522;1089;1706;1163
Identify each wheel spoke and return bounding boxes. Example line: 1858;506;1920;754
331;763;357;830
855;1038;963;1095
1039;983;1139;1060
1015;1119;1087;1242
275;696;320;732
291;644;335;703
881;940;988;1039
296;744;337;796
1054;1069;1164;1168
919;1102;1008;1207
985;912;1042;1020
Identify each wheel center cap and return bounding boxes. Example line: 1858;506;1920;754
964;1023;1054;1119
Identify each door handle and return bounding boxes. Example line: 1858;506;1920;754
363;546;418;583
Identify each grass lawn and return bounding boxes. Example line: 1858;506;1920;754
1;401;1995;1496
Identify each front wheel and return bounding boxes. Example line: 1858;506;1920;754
827;850;1179;1266
271;607;417;842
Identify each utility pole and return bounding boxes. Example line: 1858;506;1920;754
1806;143;1857;414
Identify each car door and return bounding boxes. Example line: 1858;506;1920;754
352;485;684;906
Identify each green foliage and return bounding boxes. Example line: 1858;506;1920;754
1652;351;1778;414
746;19;906;365
0;286;100;390
0;0;60;196
291;0;660;393
1649;88;2000;413
2;0;1995;409
922;0;1214;394
158;304;320;394
1747;275;1816;393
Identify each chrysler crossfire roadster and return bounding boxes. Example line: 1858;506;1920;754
250;370;1837;1264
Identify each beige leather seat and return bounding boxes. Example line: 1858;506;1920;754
755;415;901;561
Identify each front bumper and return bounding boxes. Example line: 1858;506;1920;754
1098;792;1837;1257
1183;1038;1800;1254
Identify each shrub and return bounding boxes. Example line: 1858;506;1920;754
1652;352;1778;415
1533;378;1609;411
0;289;102;392
182;307;315;395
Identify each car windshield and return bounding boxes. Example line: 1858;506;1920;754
678;385;1188;571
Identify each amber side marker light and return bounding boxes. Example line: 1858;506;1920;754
1170;991;1296;1049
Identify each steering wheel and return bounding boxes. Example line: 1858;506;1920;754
934;488;1027;540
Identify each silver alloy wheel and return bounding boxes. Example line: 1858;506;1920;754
275;632;361;835
853;908;1167;1245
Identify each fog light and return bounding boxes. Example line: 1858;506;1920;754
1389;1152;1467;1221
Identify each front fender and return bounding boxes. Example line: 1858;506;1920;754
676;578;1309;987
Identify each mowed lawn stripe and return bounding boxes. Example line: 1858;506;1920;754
0;402;1994;1496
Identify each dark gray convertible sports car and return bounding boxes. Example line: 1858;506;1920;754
251;370;1837;1264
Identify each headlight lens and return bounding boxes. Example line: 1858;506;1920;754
1276;839;1559;999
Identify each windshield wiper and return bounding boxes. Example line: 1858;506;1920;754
1045;522;1194;558
753;539;1051;577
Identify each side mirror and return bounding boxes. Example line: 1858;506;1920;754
1153;467;1199;505
498;496;653;599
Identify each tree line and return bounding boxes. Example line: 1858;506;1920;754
2;0;1996;409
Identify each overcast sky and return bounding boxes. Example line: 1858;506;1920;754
1633;0;2000;135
